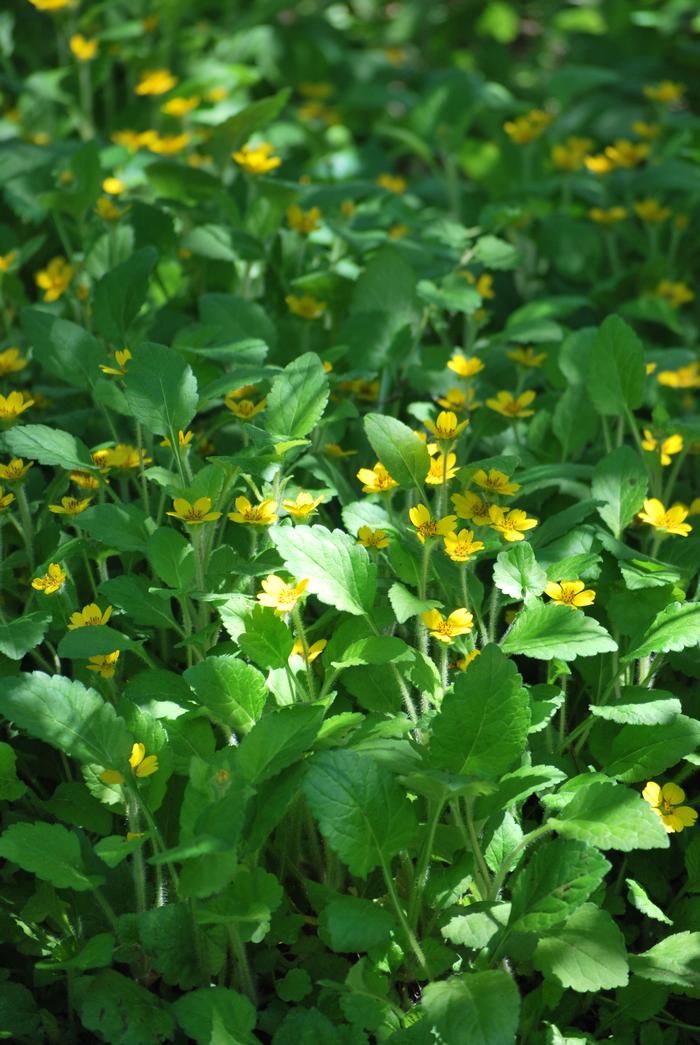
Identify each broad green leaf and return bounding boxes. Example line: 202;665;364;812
624;601;700;661
0;423;94;472
332;635;413;670
585;314;645;416
22;309;104;389
320;896;396;953
441;903;510;950
238;606;294;669
388;582;442;623
590;686;681;725
2;672;132;767
57;625;136;659
418;971;520;1045
626;879;673;925
551;781;670;851
474;765;566;819
304;749;417;878
350;245;417;332
185;656;267;734
266;352;329;440
629;932;700;994
147;527;196;589
552;384;598;457
198;866;283;941
501;602;617;660
93;246;158;343
493;543;547;601
592;446;647;538
619;558;681;590
0;742;25;800
430;645;530;778
99;576;176;630
237;703;326;784
271;524;376;616
0;981;40;1040
590;715;700;783
0;822;103;891
38;933;114;972
474;234;521;269
95;834;148;869
0;611;51;660
123;342;198;437
417;279;481;314
172;987;256;1045
533;904;628;991
44;781;114;835
214;88;290;150
136;904;225;989
78;504;152;553
509;839;611;931
76;970;175;1044
364;413;430;490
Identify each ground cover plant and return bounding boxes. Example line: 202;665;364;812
1;0;700;1041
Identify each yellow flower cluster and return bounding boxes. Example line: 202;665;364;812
503;109;551;144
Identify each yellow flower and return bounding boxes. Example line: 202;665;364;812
160;429;194;450
426;452;458;485
224;393;267;419
290;638;327;663
408;503;457;544
643;82;685;104
286;293;325;319
425;410;469;441
388;223;410;240
551;136;594;171
287;205;321;234
207;85;227;102
634;198;671;223
70;469;100;490
357;526;390;549
544;580;596;609
657;362;700;390
166;497;222;525
95;196;125;221
451;490;492;526
0;251;17;273
443;528;484;563
129;742;159;777
489;505;537;542
641;430;683;466
376;173;407;194
148;133;191;156
48;496;92;516
135;69;177;96
357;462;398;494
228;496;278;526
589;206;628;225
282;491;324;519
632;120;660;139
642;781;697;833
69;34;98;61
35;256;74;302
455;649;481;670
507;346;546;368
638;498;691;537
472;468;520;497
68;603;113;629
0;347;27;376
584;154;615;175
462;271;495;300
503;110;551;144
87;651;120;678
103;444;151;470
232;141;281;175
689;498;700;516
102;177;125;195
604;139;649;168
161;95;200;117
0;391;33;422
654;280;694;310
257;575;308;614
27;0;72;9
325;442;358;458
486;390;536;418
421;607;474;644
0;484;14;512
447;353;484;379
0;458;32;482
31;562;66;594
339;378;379;402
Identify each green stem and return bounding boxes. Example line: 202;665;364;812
379;853;431;981
15;486;35;570
227;925;257;1005
291;605;316;701
408;799;445;928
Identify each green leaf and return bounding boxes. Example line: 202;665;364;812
589;685;681;725
99;576;175;630
320;896;396;953
0;822;103;891
172;987;256;1045
123;342;199;437
215;88;290;150
0;611;52;660
265;352;329;440
585;314;645;416
0;981;41;1040
350;245;417;334
388;582;442;623
501;602;617;660
271;524;376;616
0;742;26;801
418;971;521;1045
304;749;417;878
533;904;629;992
198;866;283;941
238;605;294;669
430;645;530;778
0;423;94;471
592;446;647;538
619;558;680;590
590;715;700;783
76;970;175;1045
93;246;158;343
332;635;413;670
237;703;326;784
493;543;547;601
441;903;510;950
39;933;114;972
185;656;267;734
2;671;132;767
147;527;196;589
78;504;152;553
551;781;670;851
629;932;700;994
22;309;104;389
626;878;673;925
364;413;430;490
474;234;521;269
137;904;225;989
624;601;700;661
509;839;611;931
56;625;138;659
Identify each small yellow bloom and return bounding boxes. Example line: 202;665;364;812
408;503;457;544
100;768;126;785
68;603;113;629
257;575;308;614
135;69;177;96
472;468;520;497
584;153;615;175
643;82;685;104
102;444;151;470
282;491;324;520
551;136;594;172
425;410;469;441
604;139;649;168
35;256;74;302
657;362;700;390
421;607;474;644
0;458;32;482
27;0;72;10
634;198;671;223
443;528;484;563
0;251;17;273
129;742;159;777
228;496;278;526
325;442;358;458
544;580;596;609
0;347;27;376
489;505;537;542
161;95;200;117
426;452;458;485
388;223;410;240
338;378;379;402
166;497;222;525
102;177;125;195
70;470;99;490
641;430;683;466
486;389;536;419
290;638;327;663
160;429;194;450
642;781;697;833
632;120;660;139
69;34;98;61
0;484;14;512
507;346;546;368
638;498;691;537
94;196;125;221
148;133;191;156
207;85;228;102
286;293;325;319
0;391;33;423
224;392;267;419
589;206;628;225
357;462;398;494
447;353;484;379
48;495;92;516
357;526;390;550
503;110;551;144
376;173;407;194
654;280;694;310
455;649;481;670
462;271;495;300
451;490;492;526
287;204;321;234
31;562;66;595
232;141;281;175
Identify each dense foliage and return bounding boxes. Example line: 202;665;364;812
1;0;700;1041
